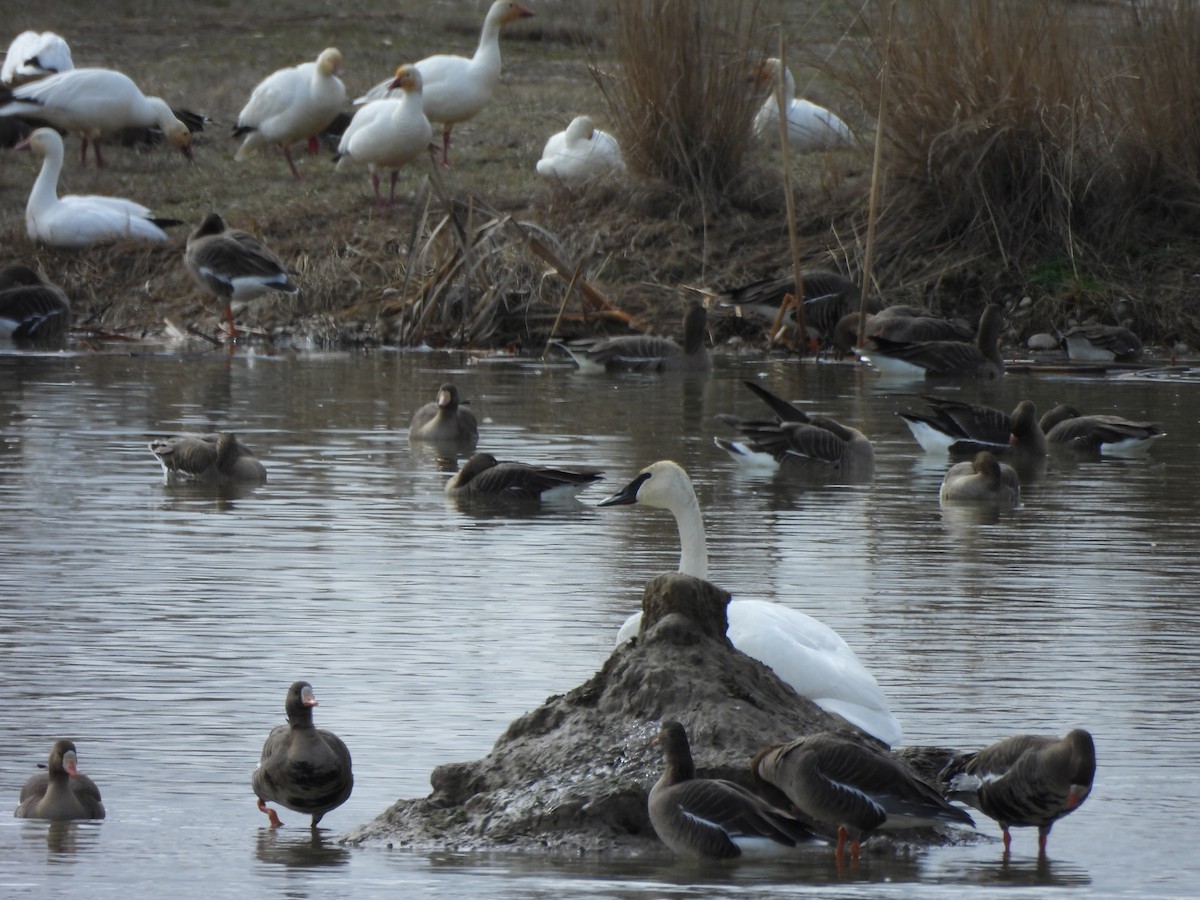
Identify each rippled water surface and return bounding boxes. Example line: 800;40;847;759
1;346;1197;898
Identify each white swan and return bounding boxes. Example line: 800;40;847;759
0;66;192;165
17;127;176;247
599;460;902;746
536;115;624;183
750;58;854;152
2;31;74;86
355;0;534;167
233;47;347;179
336;65;432;207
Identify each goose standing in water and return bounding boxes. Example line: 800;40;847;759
149;432;267;484
233;47;347;180
942;729;1095;856
409;383;478;446
253;681;353;829
648;720;823;860
15;739;105;820
1038;403;1165;457
557;302;710;373
355;0;535;167
0;264;70;344
751;732;973;863
445;453;602;502
599;460;901;745
184;212;299;337
938;451;1020;508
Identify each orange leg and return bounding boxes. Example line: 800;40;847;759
835;825;848;864
257;798;284;828
1002;827;1012;854
282;145;302;180
1037;826;1050;857
223;303;239;339
307;136;320;155
439;130;452;169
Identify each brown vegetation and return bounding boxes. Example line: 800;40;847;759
3;0;1200;351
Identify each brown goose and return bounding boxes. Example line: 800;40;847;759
939;451;1020;507
408;383;479;445
861;303;1005;379
445;453;602;501
942;729;1095;855
899;397;1045;457
0;264;70;344
833;307;973;356
15;739;105;820
253;681;353;829
557;303;710;373
649;720;823;860
751;732;973;863
1038;404;1165;457
185;212;298;337
716;269;868;347
1063;324;1141;362
148;432;267;484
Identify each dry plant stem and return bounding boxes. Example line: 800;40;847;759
773;31;806;353
858;0;895;349
543;261;585;359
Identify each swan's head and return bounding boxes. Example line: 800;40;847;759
565;115;595;142
317;47;344;77
597;460;693;512
490;0;536;27
388;64;422;93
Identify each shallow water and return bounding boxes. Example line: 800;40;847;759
1;346;1197;898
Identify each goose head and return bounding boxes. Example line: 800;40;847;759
388;64;423;94
47;739;81;778
317;47;344;78
284;681;319;726
16;126;64;160
565;115;595;143
490;0;536;28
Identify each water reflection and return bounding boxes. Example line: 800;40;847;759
254;828;351;870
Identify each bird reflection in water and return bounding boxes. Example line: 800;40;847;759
254;828;350;870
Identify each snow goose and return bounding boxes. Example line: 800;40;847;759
599;460;902;746
649;720;823;860
557;302;710;373
0;264;70;344
1038;403;1165;457
750;58;854;152
336;65;432;207
1062;324;1142;362
184;212;298;336
445;452;602;502
898;397;1046;457
938;451;1020;508
253;681;353;829
356;0;534;167
535;115;624;183
2;31;74;86
0;66;193;165
233;47;347;179
17;127;179;246
752;732;973;862
409;382;479;446
15;739;105;820
859;303;1006;379
149;432;267;484
942;729;1095;856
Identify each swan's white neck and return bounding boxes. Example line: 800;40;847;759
668;484;709;579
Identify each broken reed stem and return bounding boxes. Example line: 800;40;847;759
858;0;895;349
775;31;807;352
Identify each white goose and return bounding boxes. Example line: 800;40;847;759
750;58;854;152
0;66;192;165
599;460;902;746
233;47;347;180
355;0;534;167
18;127;177;247
535;115;624;183
2;31;74;86
336;65;432;207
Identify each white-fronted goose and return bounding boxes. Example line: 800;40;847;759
1039;404;1164;457
185;212;298;336
253;681;353;829
752;732;973;863
649;720;822;860
939;451;1020;507
833;307;973;356
0;264;70;344
17;127;179;247
716;270;866;347
355;0;535;167
943;729;1095;855
149;432;267;484
558;302;710;373
750;58;854;152
0;66;192;165
233;48;346;180
336;65;432;208
861;303;1005;379
15;739;105;820
2;31;73;86
536;114;624;183
899;397;1046;457
599;461;901;745
1063;324;1142;362
409;383;479;445
446;452;602;501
